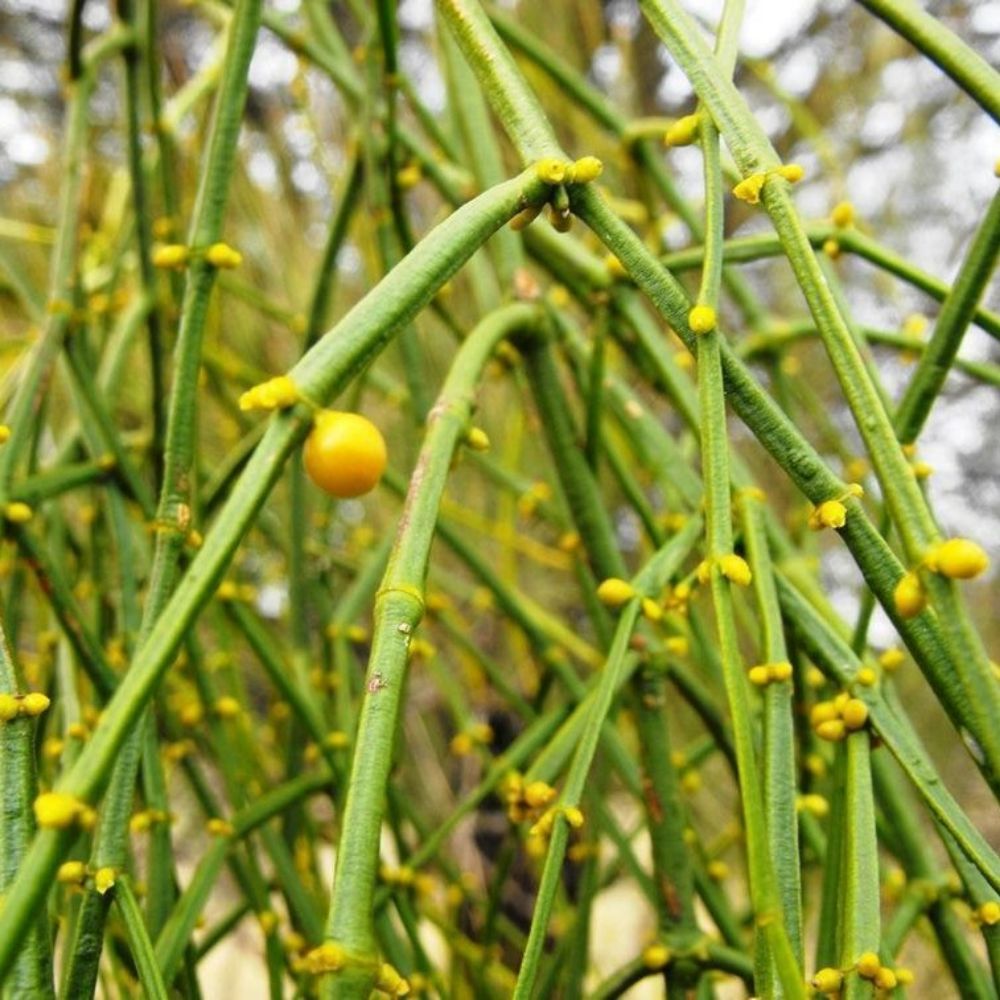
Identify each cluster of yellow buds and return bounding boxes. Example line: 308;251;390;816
152;241;243;270
894;536;989;619
747;661;793;687
0;691;50;722
526;803;585;856
732;163;804;205
33;791;96;830
238;375;300;412
379;865;435;899
855;951;904;990
129;808;173;833
810;693;869;742
501;773;557;824
923;537;989;580
449;722;494;757
533;156;604;186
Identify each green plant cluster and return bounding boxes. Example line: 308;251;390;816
0;0;997;997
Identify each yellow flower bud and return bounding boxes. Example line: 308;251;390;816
20;692;50;717
0;694;19;722
777;163;805;183
769;661;794;683
206;817;235;837
664;113;700;147
815;719;846;742
4;502;33;523
449;732;473;757
238;375;300;412
302;942;348;973
214;696;241;719
642;943;671;969
879;647;905;671
842;698;869;731
596;577;636;608
979;901;1000;925
94;867;117;894
707;859;729;881
719;554;752;586
0;425;10;443
523;781;557;809
641;597;662;622
811;967;843;993
465;427;490;452
57;860;88;884
830;201;855;227
152;243;190;269
562;805;585;829
809;500;846;530
688;304;717;334
534;158;567;184
928;537;989;580
797;793;830;818
34;792;85;829
204;242;243;269
874;967;897;990
567;156;603;183
396;162;422;190
732;173;767;204
748;665;771;687
893;571;926;618
856;952;881;979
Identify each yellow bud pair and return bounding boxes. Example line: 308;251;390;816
238;375;300;412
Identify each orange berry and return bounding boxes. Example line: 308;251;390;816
303;411;387;499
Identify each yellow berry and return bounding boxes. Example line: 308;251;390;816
596;577;636;608
304;411;388;499
688;304;717;334
893;571;927;619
